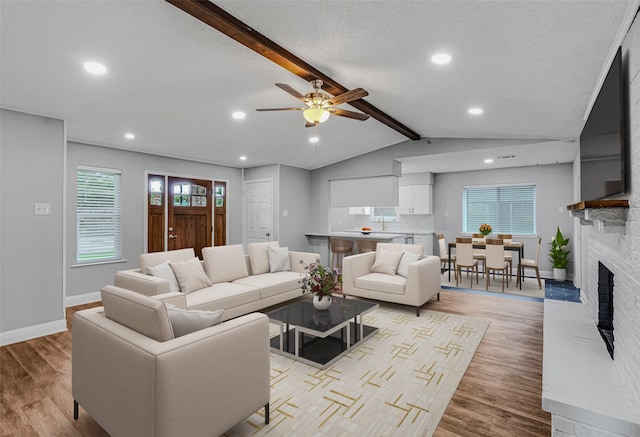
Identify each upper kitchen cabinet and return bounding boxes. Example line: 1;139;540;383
397;185;432;215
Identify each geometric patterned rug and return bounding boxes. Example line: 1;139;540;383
225;302;490;436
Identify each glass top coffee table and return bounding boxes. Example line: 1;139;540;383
265;297;379;369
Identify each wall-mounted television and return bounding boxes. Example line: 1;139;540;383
580;46;629;201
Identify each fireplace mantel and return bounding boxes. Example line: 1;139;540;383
567;200;629;233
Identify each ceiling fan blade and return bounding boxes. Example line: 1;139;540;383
329;108;370;121
275;83;309;103
255;107;304;111
305;121;317;128
326;88;368;106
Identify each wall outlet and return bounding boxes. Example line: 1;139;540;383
282;209;288;217
34;203;51;215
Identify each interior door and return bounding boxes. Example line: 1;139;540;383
167;177;212;259
245;180;272;244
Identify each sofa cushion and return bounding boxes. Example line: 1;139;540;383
202;244;249;283
234;271;303;299
100;285;174;341
170;257;212;294
146;260;181;293
139;248;195;273
396;251;422;278
166;306;224;337
370;249;404;275
268;246;291;273
248;241;279;275
184;283;261;312
355;273;407;296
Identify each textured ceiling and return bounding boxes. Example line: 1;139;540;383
1;0;637;171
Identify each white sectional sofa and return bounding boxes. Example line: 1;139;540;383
342;243;441;316
114;242;319;321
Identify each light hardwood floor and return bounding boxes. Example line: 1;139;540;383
0;290;550;436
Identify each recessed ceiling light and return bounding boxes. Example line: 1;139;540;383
232;111;246;120
239;155;247;161
124;133;135;140
309;136;319;143
484;158;494;164
431;53;452;65
468;107;483;115
83;61;107;75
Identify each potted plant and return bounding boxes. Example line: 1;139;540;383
300;259;342;310
479;223;492;236
548;227;570;281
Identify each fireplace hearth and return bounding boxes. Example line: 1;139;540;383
597;262;614;359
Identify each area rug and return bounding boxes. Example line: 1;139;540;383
225;303;490;437
440;271;545;299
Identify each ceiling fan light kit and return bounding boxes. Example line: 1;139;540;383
303;107;330;124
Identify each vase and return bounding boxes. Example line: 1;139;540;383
553;268;566;282
313;295;332;310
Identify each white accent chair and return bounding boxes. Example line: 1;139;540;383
342;243;441;316
496;233;513;282
517;236;543;289
72;286;270;437
437;234;456;280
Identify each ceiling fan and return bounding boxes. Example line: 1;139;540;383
256;79;370;127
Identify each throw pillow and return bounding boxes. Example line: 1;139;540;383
166;306;224;337
370;249;404;275
169;257;212;294
396;251;422;278
202;244;249;283
146;260;181;293
248;241;280;275
101;286;174;342
268;246;290;273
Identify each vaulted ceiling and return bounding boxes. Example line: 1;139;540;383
1;1;637;171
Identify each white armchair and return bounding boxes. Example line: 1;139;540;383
72;286;270;437
342;243;441;316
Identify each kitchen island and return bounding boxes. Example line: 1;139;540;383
305;231;409;266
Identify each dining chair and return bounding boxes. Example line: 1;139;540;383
471;233;486;276
497;233;513;282
437;234;456;281
330;237;354;269
485;238;509;292
516;236;542;289
455;237;478;288
356;239;377;253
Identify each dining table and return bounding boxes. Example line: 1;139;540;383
447;240;525;289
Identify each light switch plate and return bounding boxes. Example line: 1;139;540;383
35;203;51;215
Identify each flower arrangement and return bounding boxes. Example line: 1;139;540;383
300;259;342;301
479;223;492;235
548;227;570;269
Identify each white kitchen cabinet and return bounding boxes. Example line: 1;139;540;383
348;207;371;215
413;234;434;256
396;185;432;215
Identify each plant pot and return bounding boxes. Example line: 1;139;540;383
553;268;566;282
313;295;332;310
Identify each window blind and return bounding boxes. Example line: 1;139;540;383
77;167;122;263
462;184;536;234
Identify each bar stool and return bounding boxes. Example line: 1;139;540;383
357;239;377;253
330;237;354;269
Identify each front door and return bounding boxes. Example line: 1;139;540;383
147;175;213;258
245;180;272;244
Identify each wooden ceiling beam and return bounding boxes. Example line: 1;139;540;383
165;0;420;141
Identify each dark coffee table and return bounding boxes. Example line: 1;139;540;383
265;297;379;369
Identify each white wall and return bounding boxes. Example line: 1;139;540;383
1;109;66;339
433;163;574;276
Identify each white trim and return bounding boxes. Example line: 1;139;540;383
0;319;67;347
77;164;122;174
65;291;102;308
62;119;68;329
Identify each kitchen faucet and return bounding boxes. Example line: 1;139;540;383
379;216;387;231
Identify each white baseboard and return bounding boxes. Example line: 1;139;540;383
0;319;67;347
65;291;101;308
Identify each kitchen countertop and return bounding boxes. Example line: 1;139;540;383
305;232;408;240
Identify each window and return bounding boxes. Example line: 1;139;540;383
462;184;536;234
77;166;122;263
372;206;398;223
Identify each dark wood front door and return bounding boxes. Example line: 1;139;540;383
147;175;213;259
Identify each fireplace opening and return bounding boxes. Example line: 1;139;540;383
597;262;614;359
